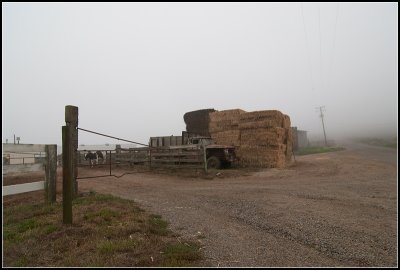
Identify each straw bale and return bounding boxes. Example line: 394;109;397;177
183;107;292;168
238;120;278;130
209;121;239;133
209;109;246;122
236;145;287;168
283;114;291;129
239;110;285;127
237;146;285;155
240;128;286;145
237;144;286;152
210;130;241;146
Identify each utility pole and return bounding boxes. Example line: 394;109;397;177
316;106;328;147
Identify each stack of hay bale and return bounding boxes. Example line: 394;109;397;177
237;110;292;168
207;109;292;168
208;109;245;147
183;109;216;137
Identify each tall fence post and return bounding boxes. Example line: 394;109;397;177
45;144;57;203
149;148;152;170
203;146;208;173
65;105;78;197
109;150;112;176
62;125;73;224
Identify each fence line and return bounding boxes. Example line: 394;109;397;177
76;146;206;171
3;181;45;196
2;143;57;203
3;144;49;153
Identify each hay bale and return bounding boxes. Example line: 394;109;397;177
239;110;285;127
240;128;286;146
208;109;246;133
209;121;239;133
283;114;291;129
239;120;278;130
184;107;292;168
210;130;241;146
236;146;287;168
209;109;246;122
184;108;216;136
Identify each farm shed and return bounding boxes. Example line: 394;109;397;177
291;127;308;151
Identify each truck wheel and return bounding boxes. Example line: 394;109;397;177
207;156;221;169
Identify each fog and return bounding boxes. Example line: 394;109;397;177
2;2;398;146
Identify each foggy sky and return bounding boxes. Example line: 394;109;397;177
2;2;398;146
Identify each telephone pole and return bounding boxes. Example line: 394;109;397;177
316;106;328;147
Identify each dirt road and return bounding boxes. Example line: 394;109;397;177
73;143;397;267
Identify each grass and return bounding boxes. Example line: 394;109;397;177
355;137;397;149
384;143;397;149
162;242;202;267
295;146;345;156
3;192;202;267
148;214;169;236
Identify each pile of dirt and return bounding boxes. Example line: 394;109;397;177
183;109;216;137
207;109;293;168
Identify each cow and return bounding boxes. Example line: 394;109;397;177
96;151;104;164
85;151;97;168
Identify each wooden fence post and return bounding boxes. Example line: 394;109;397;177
203;146;208;173
65;105;78;197
62;125;73;224
45;144;57;203
149;148;152;169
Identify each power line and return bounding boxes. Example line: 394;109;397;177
327;3;340;92
318;4;323;93
77;127;151;147
301;3;315;92
315;106;328;146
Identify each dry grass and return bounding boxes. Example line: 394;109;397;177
3;192;202;267
295;146;345;156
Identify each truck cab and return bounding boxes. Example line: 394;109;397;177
188;137;237;169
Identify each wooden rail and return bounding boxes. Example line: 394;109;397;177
150;147;205;169
76;146;207;171
2;143;57;203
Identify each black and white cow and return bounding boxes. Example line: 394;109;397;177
85;151;97;168
96;151;105;164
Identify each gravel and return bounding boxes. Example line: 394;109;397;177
77;144;397;267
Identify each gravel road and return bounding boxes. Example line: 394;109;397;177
75;143;397;267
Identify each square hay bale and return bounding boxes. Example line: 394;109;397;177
210;130;241;146
240;128;286;145
237;154;286;168
209;120;240;133
236;146;287;168
238;120;278;130
209;109;246;122
239;110;285;128
208;109;245;133
283;114;291;129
